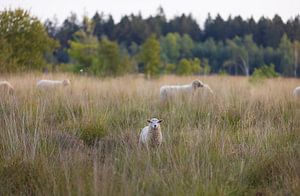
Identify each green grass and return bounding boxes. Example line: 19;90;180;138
0;73;299;195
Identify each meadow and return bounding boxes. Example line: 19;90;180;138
0;73;300;195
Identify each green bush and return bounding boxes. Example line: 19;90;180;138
78;119;108;145
176;59;192;75
176;58;201;75
250;64;279;83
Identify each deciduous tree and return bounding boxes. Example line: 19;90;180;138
0;9;57;72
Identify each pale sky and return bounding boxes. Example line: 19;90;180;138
1;0;299;27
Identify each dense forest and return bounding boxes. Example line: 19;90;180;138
1;8;300;77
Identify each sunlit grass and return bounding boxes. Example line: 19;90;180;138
0;73;299;195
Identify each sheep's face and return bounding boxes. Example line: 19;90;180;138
147;118;163;130
192;80;204;89
63;79;71;86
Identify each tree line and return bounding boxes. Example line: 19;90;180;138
1;8;300;77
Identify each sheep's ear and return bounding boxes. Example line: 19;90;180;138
147;119;151;123
158;119;163;123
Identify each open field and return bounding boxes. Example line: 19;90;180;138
0;73;300;195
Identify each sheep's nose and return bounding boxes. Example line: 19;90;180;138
154;125;157;128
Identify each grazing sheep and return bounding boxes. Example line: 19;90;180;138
36;79;70;89
139;118;163;148
293;86;300;97
160;79;213;101
0;81;14;94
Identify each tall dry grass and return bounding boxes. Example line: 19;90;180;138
0;73;300;195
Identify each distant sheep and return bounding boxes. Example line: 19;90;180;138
293;86;300;97
160;79;213;101
0;81;14;94
36;79;70;89
139;118;163;148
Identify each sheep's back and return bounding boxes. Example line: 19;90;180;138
160;85;192;99
0;81;14;93
293;87;300;97
139;126;149;144
37;80;63;88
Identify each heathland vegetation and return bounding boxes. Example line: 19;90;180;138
0;74;300;195
0;8;300;195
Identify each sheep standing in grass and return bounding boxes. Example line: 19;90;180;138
293;86;300;97
0;81;14;94
139;118;163;148
160;79;213;101
36;79;70;89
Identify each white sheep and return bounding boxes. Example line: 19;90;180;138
139;118;163;148
160;79;213;101
0;81;14;94
293;86;300;97
36;79;70;89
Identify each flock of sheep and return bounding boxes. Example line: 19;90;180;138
0;78;300;149
0;79;71;93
